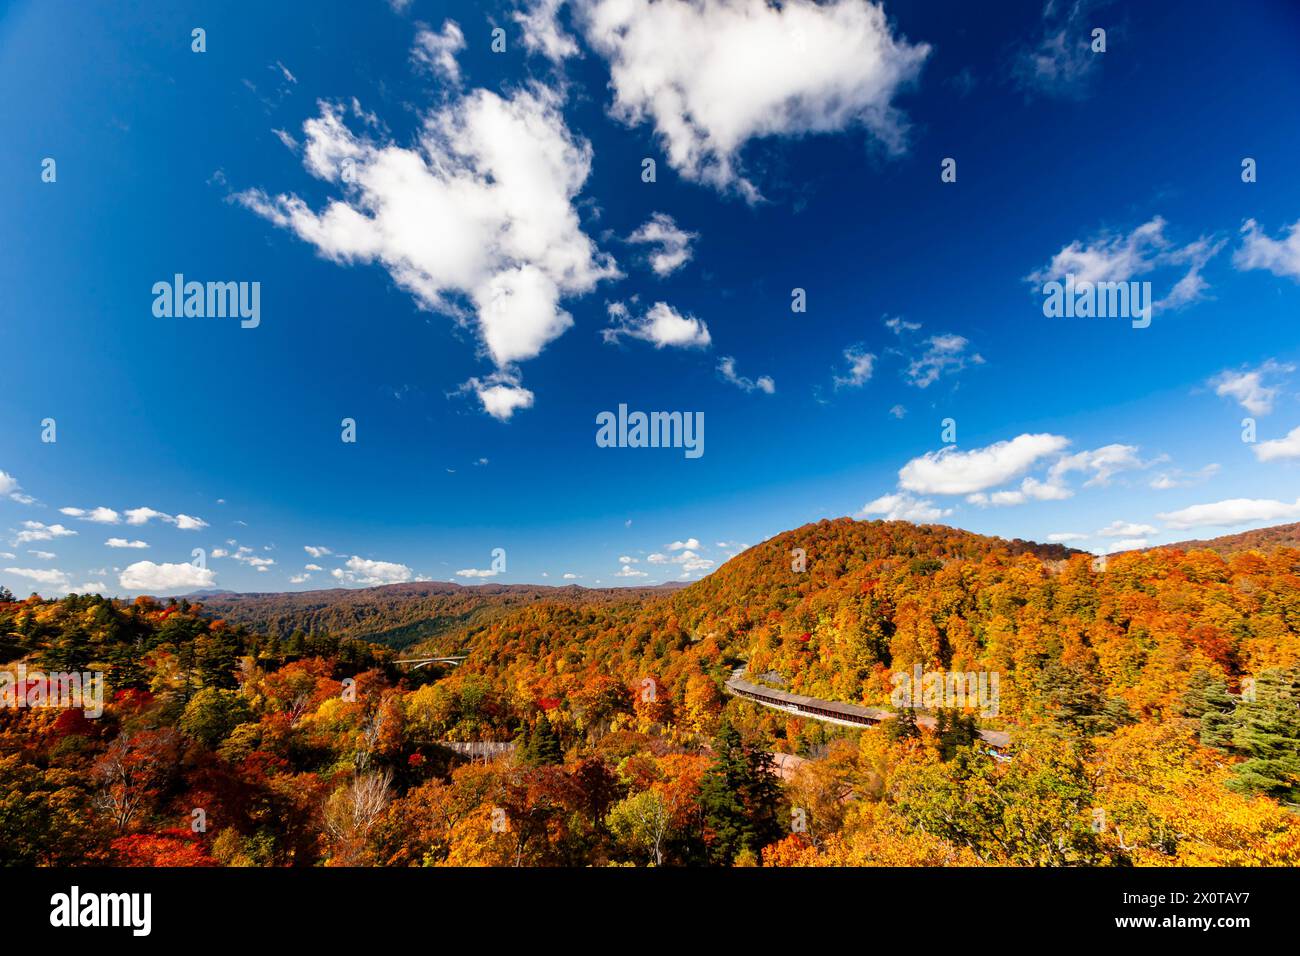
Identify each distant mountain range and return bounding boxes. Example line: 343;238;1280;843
191;580;683;648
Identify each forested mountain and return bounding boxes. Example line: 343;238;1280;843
2;518;1298;868
195;581;679;648
1154;522;1300;557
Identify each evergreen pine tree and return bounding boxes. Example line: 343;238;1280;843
1227;667;1300;801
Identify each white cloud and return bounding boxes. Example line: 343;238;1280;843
304;545;332;558
905;334;983;388
562;572;578;579
1102;538;1148;554
576;0;929;201
1048;532;1088;543
237;82;618;418
124;507;169;525
467;372;536;421
667;538;700;551
889;404;906;419
456;567;500;578
230;548;275;569
1158;498;1300;530
331;555;418;586
1149;464;1219;490
27;551;55;560
860;492;951;523
120;507;206;530
513;0;580;62
1026;216;1223;312
615;564;647;578
0;471;35;505
884;316;921;335
305;563;323;571
1210;360;1294;416
60;506;122;523
966;475;1072;507
603;301;711;349
106;538;149;549
1097;520;1158;538
1254;425;1300;463
3;567;71;590
119;561;217;592
12;522;77;546
628;212;696;276
1234;219;1300;282
834;346;875;389
1048;443;1143;487
899;433;1069;495
289;574;311;584
718;356;775;394
411;20;466;83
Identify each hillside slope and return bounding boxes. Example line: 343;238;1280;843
196;581;678;648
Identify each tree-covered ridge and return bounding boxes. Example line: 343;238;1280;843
1;518;1298;867
195;581;677;648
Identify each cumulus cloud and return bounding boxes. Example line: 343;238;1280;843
627;212;696;276
456;566;500;578
1048;443;1144;487
603;301;711;349
1210;360;1294;416
3;567;73;591
861;492;951;523
464;371;536;421
237;81;618;419
513;0;580;62
411;20;466;83
106;538;149;549
11;522;77;546
304;545;333;558
332;555;419;586
646;547;713;576
718;356;775;394
1253;426;1300;463
1158;498;1300;530
1234;219;1300;282
119;561;217;592
576;0;929;201
966;476;1072;507
899;433;1069;495
1048;532;1088;543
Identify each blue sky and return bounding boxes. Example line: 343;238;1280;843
2;0;1299;596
